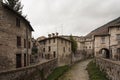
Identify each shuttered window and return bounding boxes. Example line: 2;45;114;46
17;36;21;47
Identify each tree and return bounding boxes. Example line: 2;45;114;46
4;0;23;14
70;35;77;53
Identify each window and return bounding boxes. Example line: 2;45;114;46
28;41;31;49
43;48;45;52
16;54;22;68
16;18;20;27
44;41;46;45
53;51;56;58
101;37;105;44
24;54;26;66
69;48;70;52
48;46;51;52
117;27;120;30
24;39;26;48
63;47;65;52
17;36;21;47
53;38;55;43
116;34;120;40
89;46;91;49
49;39;51;44
117;48;120;53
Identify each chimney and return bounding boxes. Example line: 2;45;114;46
48;34;51;38
56;32;59;36
52;33;55;37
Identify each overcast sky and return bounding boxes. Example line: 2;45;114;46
21;0;120;38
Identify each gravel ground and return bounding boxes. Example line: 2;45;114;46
58;59;92;80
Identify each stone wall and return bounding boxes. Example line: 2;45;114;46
95;57;120;80
0;58;57;80
0;4;33;70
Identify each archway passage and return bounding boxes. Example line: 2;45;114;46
100;48;110;59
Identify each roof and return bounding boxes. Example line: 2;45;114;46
39;36;72;42
109;24;120;28
2;3;34;31
86;17;120;38
94;34;110;37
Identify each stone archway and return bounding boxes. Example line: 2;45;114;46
100;48;110;59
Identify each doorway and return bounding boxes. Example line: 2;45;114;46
100;48;110;59
24;54;26;67
16;54;22;68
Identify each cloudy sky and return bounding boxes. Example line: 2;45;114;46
21;0;120;38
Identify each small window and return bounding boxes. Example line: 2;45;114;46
69;48;70;52
116;34;120;40
53;38;55;43
117;48;120;53
48;46;51;52
49;39;51;44
17;36;21;47
63;47;65;52
43;48;45;52
16;18;20;27
89;46;91;49
53;51;56;58
101;37;105;44
44;41;46;45
117;27;120;30
28;41;31;49
24;39;26;48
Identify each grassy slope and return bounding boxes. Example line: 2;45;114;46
87;61;108;80
47;65;70;80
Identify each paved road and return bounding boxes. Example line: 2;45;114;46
58;59;92;80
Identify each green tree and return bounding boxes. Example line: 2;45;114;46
32;47;38;55
70;35;77;53
4;0;23;14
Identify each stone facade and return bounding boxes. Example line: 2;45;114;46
0;1;34;71
94;24;120;60
94;35;110;58
38;33;72;66
109;24;120;60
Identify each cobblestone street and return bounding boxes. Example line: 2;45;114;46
58;59;92;80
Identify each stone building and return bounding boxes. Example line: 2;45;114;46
38;33;72;66
94;34;110;58
61;35;94;58
86;17;120;60
84;37;94;57
0;1;34;71
109;24;120;60
31;38;40;64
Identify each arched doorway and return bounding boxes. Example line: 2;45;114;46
100;48;110;59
